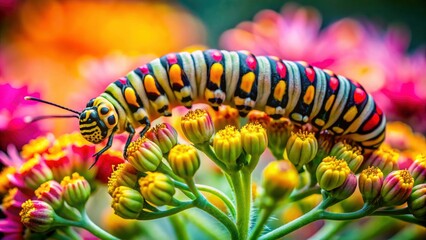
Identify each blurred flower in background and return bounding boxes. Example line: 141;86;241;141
0;83;46;152
220;3;426;133
0;0;206;137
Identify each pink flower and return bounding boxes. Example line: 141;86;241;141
220;4;329;68
220;3;426;134
0;83;46;151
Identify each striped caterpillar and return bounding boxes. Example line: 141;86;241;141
26;49;386;166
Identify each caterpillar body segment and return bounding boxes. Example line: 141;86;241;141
32;49;386;165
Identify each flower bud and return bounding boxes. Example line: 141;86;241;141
168;144;200;178
213;125;243;170
240;122;268;156
126;137;163;173
358;167;384;203
361;145;399;176
214;105;240;130
261;160;299;206
35;180;64;210
329;173;357;200
18;154;53;190
20;200;56;232
266;118;293;159
181;109;215;144
111;186;144;219
138;172;175;206
247;110;270;129
108;163;139;195
61;172;91;208
286;130;318;170
330;142;364;172
408;154;426;185
305;132;335;176
316;157;351;191
145;123;178;154
381;170;414;206
407;183;426;219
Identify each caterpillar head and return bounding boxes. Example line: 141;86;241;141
79;97;118;144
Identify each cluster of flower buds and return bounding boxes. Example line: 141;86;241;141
18;173;91;232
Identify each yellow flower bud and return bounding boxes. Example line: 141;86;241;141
240;122;268;156
111;186;144;219
181;109;215;144
61;172;91;208
108;163;139;195
316;157;351;191
266;118;293;159
261;160;299;206
213;125;243;170
145;123;178;154
286;130;318;170
168;144;200;178
358;167;384;203
138;172;175;206
330;141;364;172
126;137;163;173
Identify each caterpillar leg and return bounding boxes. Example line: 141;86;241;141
90;129;116;169
139;121;151;138
123;124;135;159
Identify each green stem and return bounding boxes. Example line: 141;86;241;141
229;171;248;239
186;177;238;240
241;168;253;240
259;197;335;239
169;215;190;240
195;142;229;172
247;154;260;173
321;203;377;220
372;207;410;216
158;162;184;182
80;209;119;240
137;201;195;220
249;206;275;240
54;211;118;240
57;203;80;221
195;197;239;240
197;183;236;218
289;185;321;202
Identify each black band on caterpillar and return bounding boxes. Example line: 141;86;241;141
28;49;386;165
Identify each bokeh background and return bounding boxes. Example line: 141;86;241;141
1;1;426;239
1;0;425;152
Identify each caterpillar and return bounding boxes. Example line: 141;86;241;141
26;49;386;166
